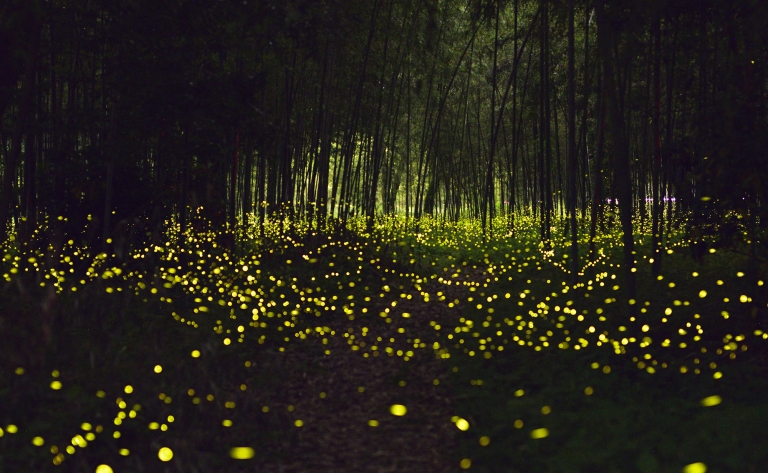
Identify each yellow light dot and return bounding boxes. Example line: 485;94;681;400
124;385;133;394
460;458;472;469
222;419;233;427
230;447;255;459
713;372;722;379
158;447;173;462
530;428;549;439
191;350;201;358
119;449;130;456
390;404;407;416
641;325;649;332
32;436;44;446
698;290;707;298
294;420;303;427
683;462;707;473
455;418;470;431
154;365;162;373
95;465;114;473
584;386;594;395
479;436;490;446
514;389;524;396
81;423;92;431
50;381;62;390
541;406;551;415
701;395;722;407
368;420;379;427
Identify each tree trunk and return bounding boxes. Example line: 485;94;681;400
567;0;579;285
481;0;500;239
230;128;239;234
588;62;605;262
597;1;636;313
651;15;663;276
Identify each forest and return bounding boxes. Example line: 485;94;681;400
0;0;767;471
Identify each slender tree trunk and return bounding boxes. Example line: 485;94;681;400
538;0;553;244
508;0;520;233
554;92;563;225
257;92;267;236
230;128;239;233
242;140;253;226
588;62;605;262
663;19;678;238
651;15;663;276
567;0;579;284
405;65;412;223
21;70;38;244
597;1;636;313
482;0;500;239
539;0;547;242
579;7;591;218
180;126;189;246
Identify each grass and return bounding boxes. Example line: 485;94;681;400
449;266;768;473
0;214;766;472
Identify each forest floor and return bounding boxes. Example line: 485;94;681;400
1;218;767;473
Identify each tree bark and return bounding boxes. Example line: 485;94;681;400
567;0;579;285
651;15;663;276
597;1;636;313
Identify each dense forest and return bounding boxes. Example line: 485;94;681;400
2;0;766;254
1;0;767;472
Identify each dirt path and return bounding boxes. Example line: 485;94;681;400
254;269;487;473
